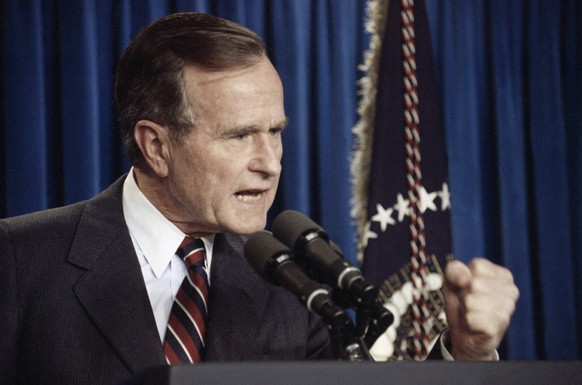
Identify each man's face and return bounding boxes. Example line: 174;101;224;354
161;57;286;236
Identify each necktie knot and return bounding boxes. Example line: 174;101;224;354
177;237;206;269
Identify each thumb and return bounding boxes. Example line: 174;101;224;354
445;260;472;292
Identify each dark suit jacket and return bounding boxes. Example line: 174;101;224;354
0;176;332;385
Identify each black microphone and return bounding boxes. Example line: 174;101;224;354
244;231;348;327
272;210;378;308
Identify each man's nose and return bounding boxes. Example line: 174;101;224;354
249;134;282;177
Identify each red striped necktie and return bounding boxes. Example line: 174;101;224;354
163;237;209;364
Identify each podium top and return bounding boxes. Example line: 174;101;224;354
124;360;582;385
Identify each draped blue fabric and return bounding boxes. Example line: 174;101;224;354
426;0;582;359
1;0;580;360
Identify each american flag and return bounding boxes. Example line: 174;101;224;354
352;0;452;361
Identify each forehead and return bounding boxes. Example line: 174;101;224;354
182;58;285;132
184;59;282;102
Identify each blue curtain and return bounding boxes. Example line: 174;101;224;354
2;0;580;360
426;0;582;359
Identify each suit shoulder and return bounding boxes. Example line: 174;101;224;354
0;202;86;235
0;175;126;239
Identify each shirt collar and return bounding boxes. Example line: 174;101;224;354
122;168;214;278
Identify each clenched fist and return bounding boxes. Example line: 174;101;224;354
444;258;519;360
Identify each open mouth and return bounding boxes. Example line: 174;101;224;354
235;190;263;202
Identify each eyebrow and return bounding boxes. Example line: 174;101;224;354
228;118;289;135
275;118;290;131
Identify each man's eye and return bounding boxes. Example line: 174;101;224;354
269;128;282;136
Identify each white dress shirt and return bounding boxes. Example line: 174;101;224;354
122;168;214;341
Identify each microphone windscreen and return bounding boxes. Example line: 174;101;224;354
272;210;322;249
243;231;290;278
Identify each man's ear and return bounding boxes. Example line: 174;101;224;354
133;120;171;177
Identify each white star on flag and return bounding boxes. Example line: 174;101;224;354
418;186;438;213
440;182;451;210
362;221;378;247
372;203;396;231
394;193;411;222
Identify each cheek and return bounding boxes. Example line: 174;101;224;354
172;156;215;201
203;160;241;197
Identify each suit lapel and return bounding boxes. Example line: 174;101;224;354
205;233;272;360
68;177;166;372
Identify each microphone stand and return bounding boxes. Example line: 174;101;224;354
326;310;372;362
307;292;369;361
330;286;394;359
362;302;394;349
